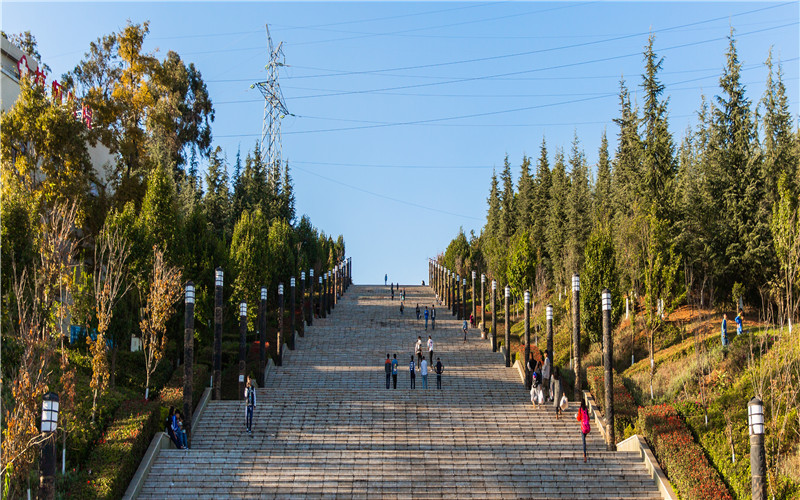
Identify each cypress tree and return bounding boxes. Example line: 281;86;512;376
706;31;766;296
640;34;676;220
567;133;592;274
611;79;642;215
499;154;516;243
594;130;613;225
761;50;798;202
279;160;296;224
515;155;535;233
203;146;230;242
532;137;552;266
546;148;569;288
486;168;501;240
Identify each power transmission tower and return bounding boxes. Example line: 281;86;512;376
254;24;289;180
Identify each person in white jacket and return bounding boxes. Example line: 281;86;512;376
244;376;256;434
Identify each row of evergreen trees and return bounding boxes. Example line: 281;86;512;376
442;33;799;342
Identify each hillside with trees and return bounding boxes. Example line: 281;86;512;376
438;32;799;499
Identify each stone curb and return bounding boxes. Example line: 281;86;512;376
583;390;677;500
123;387;211;500
617;434;677;500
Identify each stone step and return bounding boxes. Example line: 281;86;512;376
136;285;661;498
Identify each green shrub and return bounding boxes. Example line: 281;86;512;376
67;398;161;500
638;404;732;500
586;366;637;439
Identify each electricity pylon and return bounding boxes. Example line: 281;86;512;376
254;24;289;176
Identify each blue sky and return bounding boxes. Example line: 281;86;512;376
3;1;798;285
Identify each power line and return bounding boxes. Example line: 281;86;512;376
276;22;799;101
281;3;795;79
212;73;799;139
285;2;595;47
293;165;482;221
272;2;501;31
190;4;793;77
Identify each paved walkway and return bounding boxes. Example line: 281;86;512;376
138;285;660;499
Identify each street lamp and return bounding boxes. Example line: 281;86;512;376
238;302;247;397
601;288;615;450
183;282;195;444
572;273;581;394
213;267;223;400
546;304;554;362
524;290;531;387
40;392;59;499
41;392;59;432
748;397;766;500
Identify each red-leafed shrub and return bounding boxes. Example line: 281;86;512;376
638;404;732;500
586;366;637;439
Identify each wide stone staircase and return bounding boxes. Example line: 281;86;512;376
137;285;662;499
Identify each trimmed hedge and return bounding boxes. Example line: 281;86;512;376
66;364;210;499
586;365;637;439
67;398;161;499
638;404;732;500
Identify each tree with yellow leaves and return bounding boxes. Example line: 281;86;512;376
140;246;182;400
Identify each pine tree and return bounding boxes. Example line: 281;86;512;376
611;79;643;294
566;133;592;274
546;148;569;288
594;130;613;225
532;137;552;266
515;155;535;233
640;34;676;220
486;169;501;239
706;31;766;297
203;146;230;242
611;79;642;215
761;50;798;202
279;160;296;224
499;154;516;243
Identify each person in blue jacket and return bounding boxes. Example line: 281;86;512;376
735;308;743;336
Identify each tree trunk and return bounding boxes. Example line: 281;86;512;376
91;388;98;423
110;347;117;388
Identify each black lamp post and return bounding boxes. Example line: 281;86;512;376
504;285;511;367
546;304;554;363
748;397;766;500
238;302;247;400
290;277;296;349
491;279;497;352
481;274;486;339
308;269;314;326
572;274;581;395
524;290;531;389
259;287;267;384
299;272;306;334
462;277;467;322
277;283;284;366
40;392;59;500
602;288;615;451
471;271;476;325
183;282;195;444
213;267;223;400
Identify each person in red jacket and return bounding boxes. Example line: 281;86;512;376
576;400;591;462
